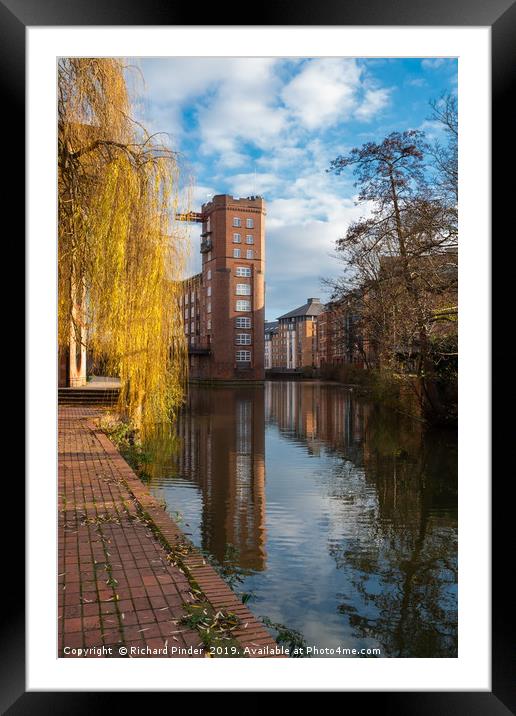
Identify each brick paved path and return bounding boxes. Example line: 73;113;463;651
58;406;281;658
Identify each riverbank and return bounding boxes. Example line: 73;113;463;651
58;405;282;658
319;365;457;426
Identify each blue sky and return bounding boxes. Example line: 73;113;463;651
131;57;457;321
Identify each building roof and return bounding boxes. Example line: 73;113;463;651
265;321;279;333
277;298;324;321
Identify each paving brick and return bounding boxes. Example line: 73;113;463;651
58;405;279;658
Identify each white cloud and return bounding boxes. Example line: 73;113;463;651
134;57;392;170
189;184;218;207
281;59;362;130
265;181;367;287
421;58;446;70
355;87;391;121
406;77;427;88
128;57;403;317
196;58;288;156
137;58;230;104
214;151;250;170
419;119;446;141
134;58;288;157
255;145;307;175
225;172;282;198
131;59;233;145
260;164;371;318
281;59;391;130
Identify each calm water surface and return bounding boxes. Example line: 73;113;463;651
148;381;457;658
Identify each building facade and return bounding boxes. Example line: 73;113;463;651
265;295;369;373
318;294;368;369
264;321;279;369
266;250;457;375
181;195;266;381
275;298;324;370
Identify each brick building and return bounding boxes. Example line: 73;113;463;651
265;250;457;375
318;293;369;369
265;294;370;373
275;298;324;370
180;195;266;381
264;321;279;369
317;250;458;373
264;295;368;373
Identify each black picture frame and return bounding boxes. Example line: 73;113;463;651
9;0;511;710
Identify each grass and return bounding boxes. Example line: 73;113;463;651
179;604;245;657
98;414;153;481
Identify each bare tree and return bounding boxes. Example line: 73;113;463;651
428;93;458;202
327;130;457;422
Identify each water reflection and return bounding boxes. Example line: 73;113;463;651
172;386;266;571
149;381;457;657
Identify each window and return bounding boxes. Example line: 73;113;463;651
246;235;254;244
235;317;251;328
235;266;251;277
207;319;211;330
207;251;212;262
190;321;194;333
233;248;241;258
185;294;189;304
184;310;188;320
236;283;251;295
236;350;251;362
236;300;251;311
236;333;251;345
233;217;241;227
246;249;254;259
233;233;241;243
246;218;254;228
207;269;211;280
207;286;211;297
190;291;194;302
207;302;212;313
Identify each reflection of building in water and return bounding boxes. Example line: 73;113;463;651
265;380;457;657
175;386;266;571
265;381;456;529
265;381;364;462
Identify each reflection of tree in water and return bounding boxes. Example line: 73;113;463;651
264;382;457;656
328;405;458;657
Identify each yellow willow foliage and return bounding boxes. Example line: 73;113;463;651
58;58;190;434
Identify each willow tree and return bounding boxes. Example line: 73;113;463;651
58;58;189;431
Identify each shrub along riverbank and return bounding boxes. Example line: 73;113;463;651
320;365;457;427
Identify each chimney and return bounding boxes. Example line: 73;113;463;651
307;297;320;304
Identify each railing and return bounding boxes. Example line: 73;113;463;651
188;339;211;355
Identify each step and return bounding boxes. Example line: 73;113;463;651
58;388;120;405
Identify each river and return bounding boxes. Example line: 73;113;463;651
147;380;457;658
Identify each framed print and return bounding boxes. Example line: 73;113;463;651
9;0;512;709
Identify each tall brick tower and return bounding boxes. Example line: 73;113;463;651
186;194;266;381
